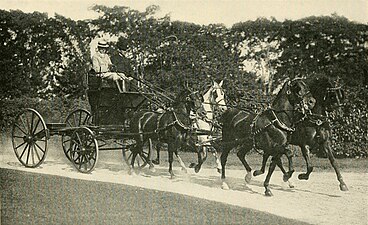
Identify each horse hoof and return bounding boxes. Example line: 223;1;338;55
152;159;160;165
245;173;252;183
194;166;200;173
298;173;309;180
181;167;188;173
129;171;138;177
217;168;222;174
253;170;263;177
340;183;349;191
149;166;156;173
283;174;290;182
265;190;273;197
189;163;196;168
288;181;295;188
170;174;175;179
221;182;230;190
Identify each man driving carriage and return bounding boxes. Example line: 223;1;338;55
91;40;133;92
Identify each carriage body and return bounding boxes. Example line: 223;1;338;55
11;74;154;173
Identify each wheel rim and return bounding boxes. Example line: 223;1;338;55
69;127;98;173
12;108;48;168
62;109;92;160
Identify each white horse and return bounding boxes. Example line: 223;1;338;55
190;80;227;173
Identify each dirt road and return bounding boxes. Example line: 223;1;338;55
1;142;367;225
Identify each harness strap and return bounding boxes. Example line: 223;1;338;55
270;110;295;132
251;110;295;136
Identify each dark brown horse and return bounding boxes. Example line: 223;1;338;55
253;76;348;191
219;78;316;196
129;88;203;178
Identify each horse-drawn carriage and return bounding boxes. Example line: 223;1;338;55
11;68;349;196
11;72;166;173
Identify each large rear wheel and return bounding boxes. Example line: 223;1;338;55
12;108;48;168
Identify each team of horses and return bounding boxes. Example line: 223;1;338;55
127;76;348;196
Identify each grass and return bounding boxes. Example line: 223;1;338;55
0;168;310;225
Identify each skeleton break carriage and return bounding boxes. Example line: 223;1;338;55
11;73;165;173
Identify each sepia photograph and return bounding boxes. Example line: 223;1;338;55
0;0;367;224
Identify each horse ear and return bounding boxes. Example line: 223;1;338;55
219;80;224;87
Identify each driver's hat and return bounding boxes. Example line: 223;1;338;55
97;40;109;48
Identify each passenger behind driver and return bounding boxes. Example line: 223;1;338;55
92;40;132;92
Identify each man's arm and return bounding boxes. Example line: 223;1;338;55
92;55;101;73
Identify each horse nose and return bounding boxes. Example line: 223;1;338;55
198;108;206;117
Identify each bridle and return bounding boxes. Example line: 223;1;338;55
252;78;315;135
325;86;344;108
285;78;314;114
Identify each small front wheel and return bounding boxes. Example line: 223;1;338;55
62;109;92;161
69;127;98;173
122;139;151;169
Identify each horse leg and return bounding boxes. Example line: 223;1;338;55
236;147;252;183
253;152;270;177
214;150;222;174
322;135;348;191
168;145;175;179
152;141;161;165
220;149;230;190
283;144;295;180
174;151;187;173
128;151;139;176
138;139;156;173
298;145;314;180
194;146;207;173
275;157;295;188
264;156;278;196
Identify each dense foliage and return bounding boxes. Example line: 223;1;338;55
0;6;367;157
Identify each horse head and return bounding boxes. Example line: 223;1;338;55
277;77;316;113
174;86;203;116
212;80;228;113
308;76;345;117
201;80;227;119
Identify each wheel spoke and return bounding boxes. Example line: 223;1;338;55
33;130;46;139
14;123;28;136
19;143;29;159
13;135;26;139
79;111;83;126
25;113;31;133
82;115;90;125
31;144;35;165
73;113;77;127
67;120;73;127
137;157;141;167
34;142;46;153
30;112;35;135
32;118;41;134
14;141;27;150
62;137;71;144
26;144;31;165
34;144;41;161
19;115;29;133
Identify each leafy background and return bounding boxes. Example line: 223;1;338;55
0;6;367;157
